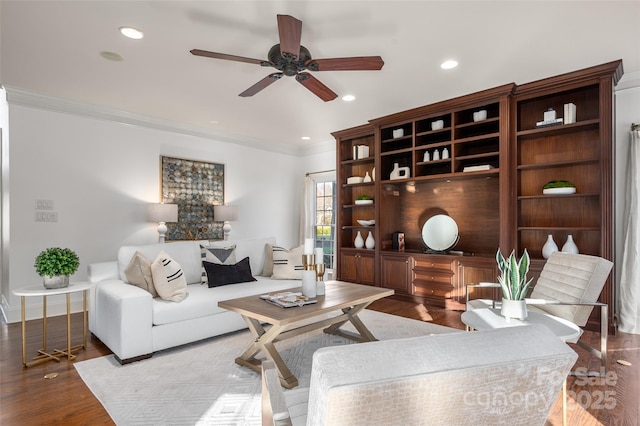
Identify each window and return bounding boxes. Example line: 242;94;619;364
313;177;336;270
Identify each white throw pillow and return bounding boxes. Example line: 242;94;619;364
123;251;158;297
151;251;188;302
200;244;237;284
271;245;304;280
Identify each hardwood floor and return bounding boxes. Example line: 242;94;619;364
1;298;638;425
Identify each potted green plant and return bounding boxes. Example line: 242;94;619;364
496;248;532;320
35;247;80;289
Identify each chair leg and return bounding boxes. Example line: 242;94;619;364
572;304;608;377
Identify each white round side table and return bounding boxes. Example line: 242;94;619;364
12;281;94;367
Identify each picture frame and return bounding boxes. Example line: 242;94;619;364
160;156;225;240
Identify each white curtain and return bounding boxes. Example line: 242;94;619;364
619;126;640;334
300;175;315;244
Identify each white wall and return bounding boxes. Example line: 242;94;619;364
1;102;333;322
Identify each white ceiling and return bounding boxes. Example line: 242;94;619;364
1;1;639;155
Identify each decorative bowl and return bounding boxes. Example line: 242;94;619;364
347;176;364;184
357;219;375;226
354;199;374;205
543;187;576;195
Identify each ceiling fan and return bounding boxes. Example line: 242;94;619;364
190;14;384;102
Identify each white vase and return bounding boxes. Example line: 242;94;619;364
365;231;375;249
542;234;558;259
442;147;449;159
389;163;410;180
500;298;528;321
433;149;440;161
301;270;317;298
354;231;364;248
562;235;579;254
363;171;372;183
423;151;430;162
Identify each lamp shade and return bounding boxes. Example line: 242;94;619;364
214;205;239;222
147;203;178;223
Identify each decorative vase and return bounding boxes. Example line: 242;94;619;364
372;167;375;182
423;151;430;162
365;231;375;249
500;298;528;321
301;270;317;298
43;275;69;289
363;171;372;183
354;231;364;248
389;163;410;180
433;149;440;161
541;235;558;259
442;147;449;159
562;235;579;254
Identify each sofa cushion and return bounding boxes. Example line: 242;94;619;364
262;244;275;277
207;236;276;276
200;244;237;284
151;251;188;302
118;240;206;285
204;257;257;287
151;276;297;325
123;251;158;297
271;245;304;280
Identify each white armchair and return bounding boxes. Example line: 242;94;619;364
262;325;577;426
466;252;613;376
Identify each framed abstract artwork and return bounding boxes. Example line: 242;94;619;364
160;156;225;240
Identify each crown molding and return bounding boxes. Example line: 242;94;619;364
3;86;333;157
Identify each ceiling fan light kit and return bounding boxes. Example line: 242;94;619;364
191;14;384;101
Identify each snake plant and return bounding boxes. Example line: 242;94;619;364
496;248;532;300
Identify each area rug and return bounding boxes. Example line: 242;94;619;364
75;310;458;425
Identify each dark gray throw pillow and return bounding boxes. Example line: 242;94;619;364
203;257;257;287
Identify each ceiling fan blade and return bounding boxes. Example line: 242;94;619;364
295;72;338;102
306;56;385;71
239;73;283;97
277;14;302;59
190;49;264;65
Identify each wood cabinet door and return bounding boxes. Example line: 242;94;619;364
358;253;376;286
457;257;500;303
340;252;358;282
340;252;375;285
380;254;410;293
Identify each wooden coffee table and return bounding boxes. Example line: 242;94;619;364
218;280;394;388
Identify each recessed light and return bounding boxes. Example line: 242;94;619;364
441;60;458;70
119;26;144;40
342;94;356;102
301;136;311;140
100;51;124;61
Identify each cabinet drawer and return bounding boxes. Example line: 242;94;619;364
413;281;454;298
412;270;454;286
413;258;454;273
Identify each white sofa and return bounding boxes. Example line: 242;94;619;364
88;237;299;363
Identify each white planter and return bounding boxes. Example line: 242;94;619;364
43;275;69;289
500;298;528;321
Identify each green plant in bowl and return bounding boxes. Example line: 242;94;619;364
35;247;80;289
543;180;575;189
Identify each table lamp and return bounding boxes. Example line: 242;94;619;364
214;205;239;240
148;203;178;243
